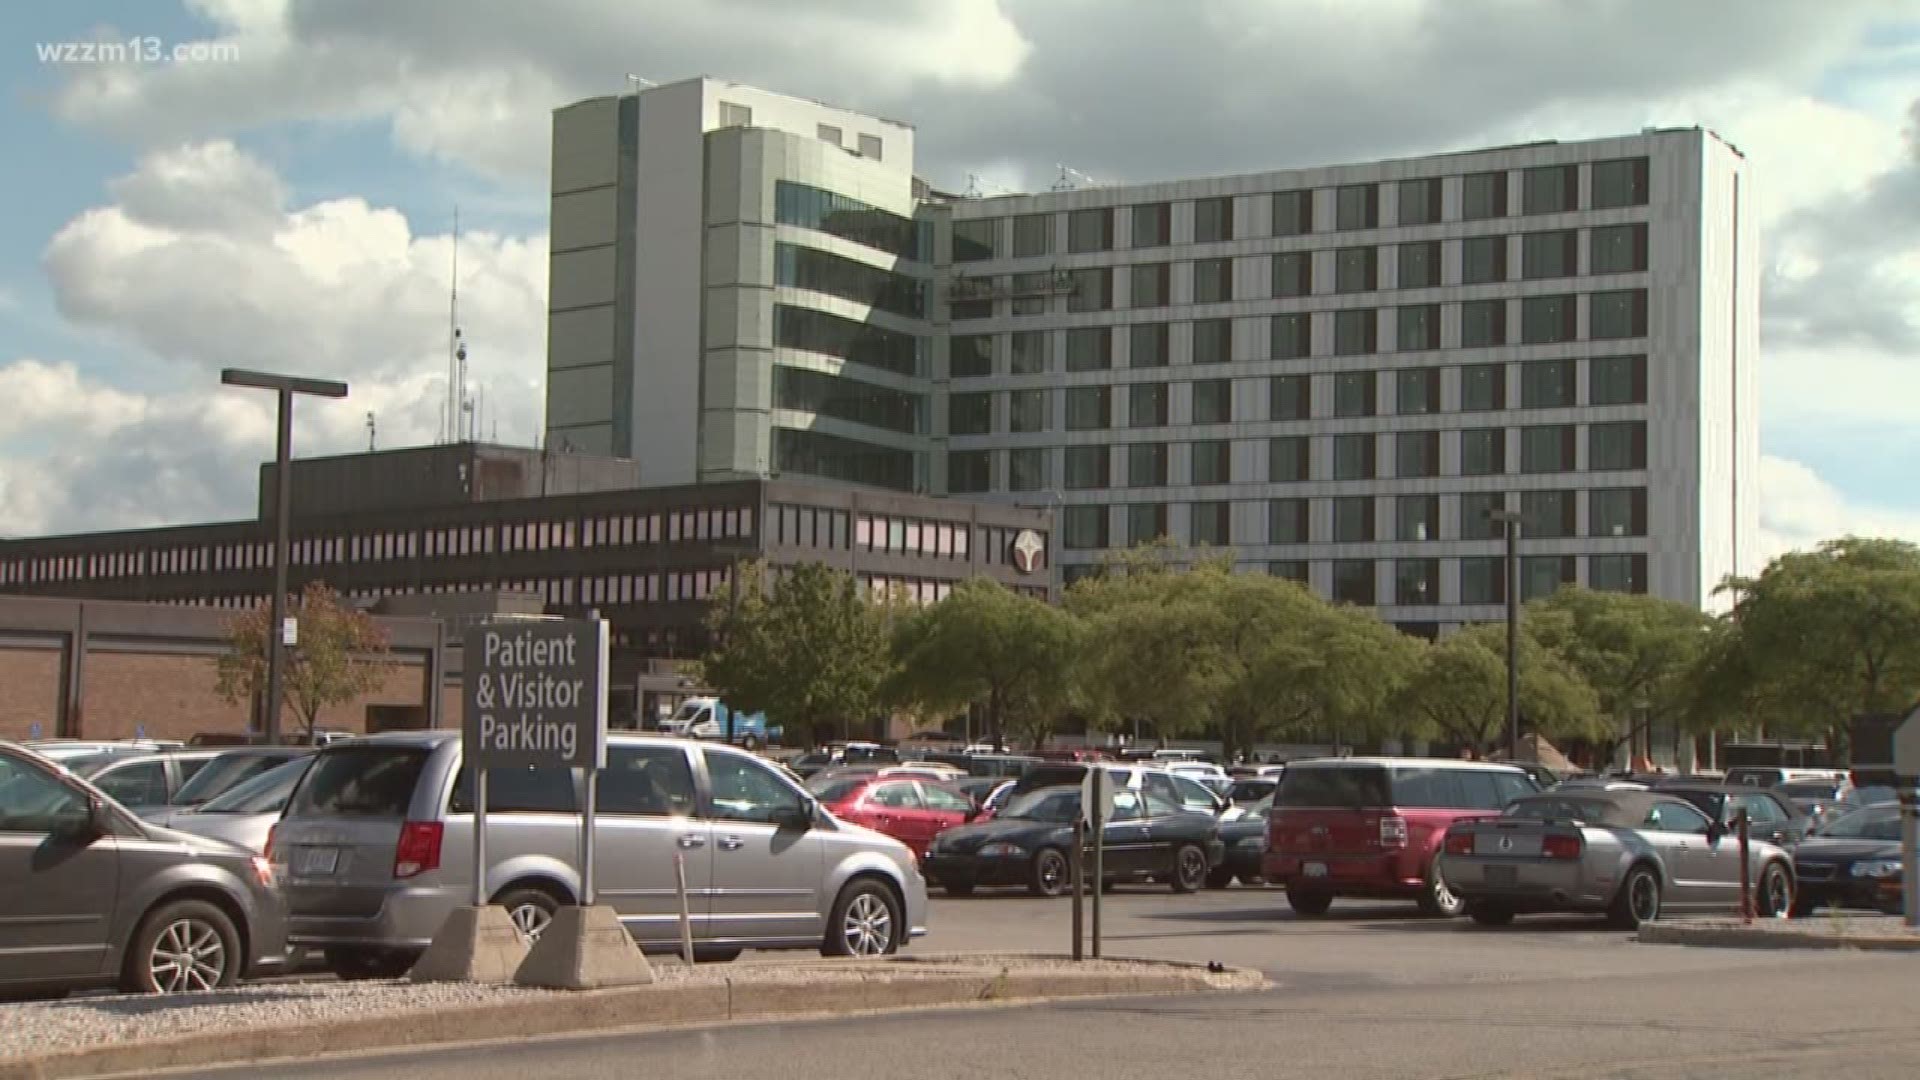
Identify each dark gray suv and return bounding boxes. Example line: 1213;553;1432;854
0;742;289;996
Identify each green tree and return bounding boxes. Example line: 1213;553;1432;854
214;581;397;739
702;561;891;746
1393;623;1601;759
1525;586;1713;766
888;578;1081;751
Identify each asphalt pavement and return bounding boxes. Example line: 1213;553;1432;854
161;885;1920;1080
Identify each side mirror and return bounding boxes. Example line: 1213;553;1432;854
773;800;816;832
53;798;108;844
964;806;981;823
1705;821;1726;845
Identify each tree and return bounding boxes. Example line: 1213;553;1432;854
1393;623;1601;759
214;582;396;739
1525;586;1713;766
702;561;891;747
888;578;1080;751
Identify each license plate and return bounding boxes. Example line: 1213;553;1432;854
1483;865;1517;885
298;846;339;875
1303;861;1328;878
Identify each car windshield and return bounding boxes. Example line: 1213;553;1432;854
286;746;430;818
1844;786;1897;808
1277;766;1390;808
1002;788;1080;822
1506;797;1611;823
1817;807;1902;841
171;753;294;806
198;757;311;814
1228;780;1275;803
1778;781;1841;800
808;778;869;803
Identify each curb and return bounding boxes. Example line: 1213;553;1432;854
1638;922;1920;952
0;958;1262;1080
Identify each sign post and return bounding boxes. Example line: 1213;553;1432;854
1892;704;1920;929
1070;819;1085;961
1081;768;1113;959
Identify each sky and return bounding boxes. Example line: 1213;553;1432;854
2;0;1919;568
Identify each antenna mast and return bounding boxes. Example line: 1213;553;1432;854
444;206;462;443
365;411;377;452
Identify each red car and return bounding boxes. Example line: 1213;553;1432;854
811;775;981;858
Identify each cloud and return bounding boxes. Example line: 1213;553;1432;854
1756;454;1920;566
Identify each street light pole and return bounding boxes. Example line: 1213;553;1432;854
221;369;349;745
1486;507;1524;761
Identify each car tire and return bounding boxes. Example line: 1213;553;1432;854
1286;887;1333;917
325;948;418;981
692;946;742;963
942;882;977;898
1170;844;1209;894
1205;866;1237;890
1608;865;1662;930
1027;848;1071;898
1238;873;1267;887
1756;863;1793;919
822;878;901;957
741;735;761;752
1416;861;1467;918
494;885;564;943
1790;898;1815;919
122;899;241;994
1467;902;1515;927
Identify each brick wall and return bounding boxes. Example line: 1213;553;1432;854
0;647;63;741
82;651;249;742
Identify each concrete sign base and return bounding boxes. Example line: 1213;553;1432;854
408;905;531;984
514;905;655;990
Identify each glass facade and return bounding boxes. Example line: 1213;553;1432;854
775;243;926;319
774;305;925;378
775;428;917;492
774;181;925;260
772;366;925;434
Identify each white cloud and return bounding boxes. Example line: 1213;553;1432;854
1756;454;1920;566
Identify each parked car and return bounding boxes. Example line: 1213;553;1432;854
61;748;224;810
1210;793;1272;888
271;731;927;979
1010;763;1230;819
1791;802;1905;916
1775;778;1852;827
789;742;901;779
1441;789;1795;927
806;764;966;789
1225;777;1279;807
922;785;1224;897
1265;757;1539;918
1724;767;1847;790
811;775;980;857
142;755;314;853
160;747;311;811
659;696;783;749
1651;782;1810;847
1555;778;1649;792
0;741;288;997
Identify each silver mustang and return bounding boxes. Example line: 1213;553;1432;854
1440;790;1794;928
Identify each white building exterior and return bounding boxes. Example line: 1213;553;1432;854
545;79;1757;630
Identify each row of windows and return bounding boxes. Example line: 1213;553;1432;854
772;365;927;435
946;356;1646;436
774;243;926;320
773;304;925;379
773;180;927;261
1065;553;1648;604
951;158;1650;260
774;427;920;493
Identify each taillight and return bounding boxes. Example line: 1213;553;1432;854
263;825;279;864
1444;831;1474;856
249;855;275;888
394;821;444;878
1542;834;1583;860
1379;816;1408;848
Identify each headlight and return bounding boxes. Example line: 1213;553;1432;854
978;841;1026;857
1851;859;1903;879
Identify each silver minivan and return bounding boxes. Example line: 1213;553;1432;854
271;731;928;978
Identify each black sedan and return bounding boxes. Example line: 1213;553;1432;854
1209;793;1271;889
1792;803;1905;916
1653;782;1811;846
922;785;1224;898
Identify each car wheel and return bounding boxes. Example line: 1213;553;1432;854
1416;861;1467;918
494;886;562;943
122;899;240;994
1205;866;1237;890
325;948;418;981
1467;902;1515;927
1170;844;1209;894
741;735;761;751
1238;873;1268;887
943;882;976;897
1756;863;1793;919
823;878;901;957
1027;847;1071;898
692;946;742;963
1286;887;1333;917
1608;865;1661;930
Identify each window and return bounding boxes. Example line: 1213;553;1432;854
953;218;996;262
1270;498;1309;543
92;759;171;808
1065;445;1110;488
1398;241;1440;289
719;102;752;127
1272;313;1310;359
1460;556;1506;603
1271;374;1309;421
1335;247;1377;293
1522;230;1579;279
601;746;699;817
1191;378;1233;423
1460;363;1505;411
1010;271;1053;316
1190;501;1231;545
1396;559;1439;605
1269;436;1310;482
1012;213;1052;257
1460;300;1507;348
1522;555;1577;601
1009;389;1048;433
1131;263;1171;308
1462;171;1508;220
1397;304;1440;351
1273;252;1312;298
1398;178;1441;226
1589;355;1646;406
948;450;991;493
1332;560;1377;605
816;123;842;145
1333;433;1376;480
1521;359;1576;408
949;392;992;435
951;335;992;378
1589;421;1648;470
0;754;89;833
1590;289;1648;339
1067;267;1112;312
1520;424;1577;473
1186;319;1231;366
1130;383;1169;427
1132;202;1171;248
1191;440;1232;484
950;298;992;321
1273;189;1313;236
1521;490;1577;538
1063;505;1109;549
1130;323;1169;367
1461;236;1507;284
1333;370;1376;417
703;749;806;824
1010;331;1049;374
1009;448;1048;492
1460;428;1506;476
1396;494;1439;542
1589;553;1647;594
449;764;577;814
1396;431;1439;478
1066;327;1113;372
1334;309;1377;355
1127;503;1169;545
1336;184;1379;230
1065;386;1112;430
1589;487;1648;537
1521;295;1577;344
1592;157;1650;209
1269;560;1309;584
774;182;923;260
1193;258;1233;303
1523;164;1578;214
1127;442;1168;486
859;134;884;160
1591;223;1648;274
775;243;925;318
1069;208;1113;253
1193;196;1234;242
1333;496;1376;542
